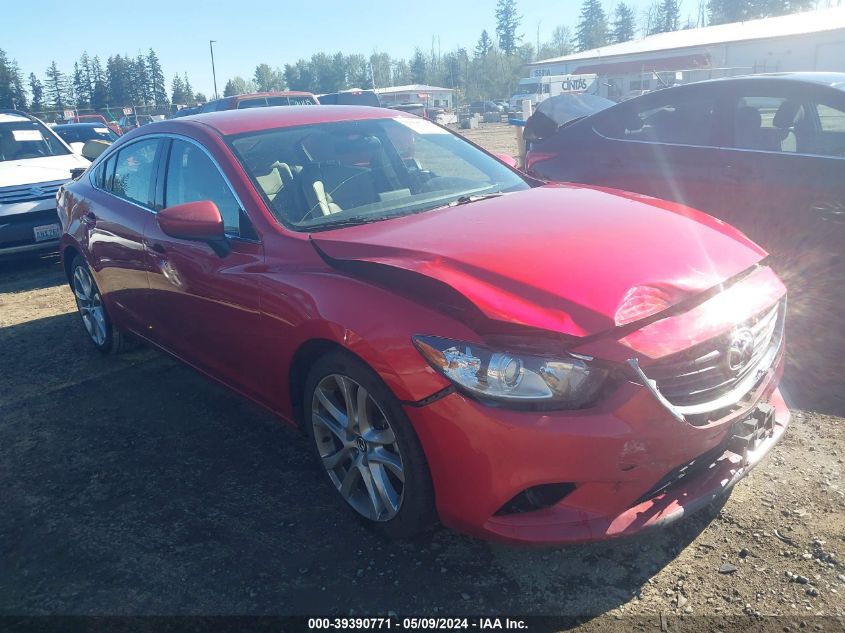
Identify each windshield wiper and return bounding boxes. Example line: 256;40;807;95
305;213;405;231
447;192;505;207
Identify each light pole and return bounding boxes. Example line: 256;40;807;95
209;40;218;100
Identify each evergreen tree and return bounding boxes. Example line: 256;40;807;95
475;30;493;58
29;73;44;112
171;74;188;104
45;61;67;111
0;51;27;110
612;3;637;42
134;53;152;105
73;51;94;108
72;62;90;108
0;49;14;109
183;73;194;104
655;0;681;32
495;0;522;55
194;92;207;103
707;0;752;24
106;55;131;106
147;49;169;108
576;0;609;51
90;56;108;110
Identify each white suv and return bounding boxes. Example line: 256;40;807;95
0;110;90;256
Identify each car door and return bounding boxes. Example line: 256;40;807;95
582;85;732;214
85;137;164;333
142;136;267;400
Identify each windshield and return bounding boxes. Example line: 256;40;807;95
229;117;529;231
517;82;540;94
0;117;70;162
55;126;118;144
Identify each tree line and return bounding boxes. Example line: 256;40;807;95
0;47;202;116
0;0;824;114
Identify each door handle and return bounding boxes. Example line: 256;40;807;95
82;211;97;225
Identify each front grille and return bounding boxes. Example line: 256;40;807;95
1;208;59;225
0;180;65;205
646;301;784;408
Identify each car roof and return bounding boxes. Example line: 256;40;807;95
0;112;32;124
177;105;407;136
54;122;109;129
234;91;315;98
683;71;845;90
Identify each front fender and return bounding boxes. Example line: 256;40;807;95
258;269;477;419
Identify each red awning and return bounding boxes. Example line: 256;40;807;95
572;53;711;76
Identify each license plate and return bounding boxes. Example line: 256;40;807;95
33;223;61;242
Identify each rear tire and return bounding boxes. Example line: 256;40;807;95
70;255;134;354
303;350;436;539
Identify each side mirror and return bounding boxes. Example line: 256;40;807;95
70;167;88;180
157;200;230;257
81;139;110;161
493;152;518;169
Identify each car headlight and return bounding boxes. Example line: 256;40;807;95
413;335;609;409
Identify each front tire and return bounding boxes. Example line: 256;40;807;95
304;350;436;539
70;255;133;354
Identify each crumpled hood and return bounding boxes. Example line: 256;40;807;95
312;185;767;338
0;154;89;188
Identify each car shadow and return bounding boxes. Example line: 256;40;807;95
2;312;728;620
0;250;66;293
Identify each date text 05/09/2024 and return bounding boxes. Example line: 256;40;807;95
307;617;528;630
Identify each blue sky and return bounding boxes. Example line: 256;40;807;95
4;0;655;96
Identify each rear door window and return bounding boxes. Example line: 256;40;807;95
110;139;161;207
724;85;845;158
237;98;268;109
731;96;796;152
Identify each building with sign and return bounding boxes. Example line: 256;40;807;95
525;7;845;100
373;84;455;109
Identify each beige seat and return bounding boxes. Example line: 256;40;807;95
311;180;343;216
256;168;283;200
255;161;297;201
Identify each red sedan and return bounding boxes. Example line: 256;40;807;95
57;106;789;545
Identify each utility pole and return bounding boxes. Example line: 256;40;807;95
209;40;218;100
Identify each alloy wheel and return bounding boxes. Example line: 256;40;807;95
72;265;107;347
311;374;405;521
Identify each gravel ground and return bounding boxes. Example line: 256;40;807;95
1;126;843;630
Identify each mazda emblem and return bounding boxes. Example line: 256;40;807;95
727;328;755;374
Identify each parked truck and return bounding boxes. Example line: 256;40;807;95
509;74;598;111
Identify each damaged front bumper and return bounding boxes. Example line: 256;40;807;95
404;349;789;546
